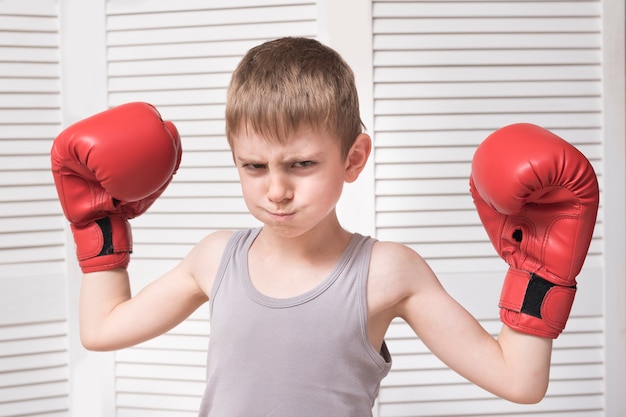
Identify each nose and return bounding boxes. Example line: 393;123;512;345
266;170;293;203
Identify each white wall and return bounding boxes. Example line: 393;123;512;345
0;0;623;416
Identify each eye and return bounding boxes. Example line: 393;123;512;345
294;160;316;168
242;163;266;170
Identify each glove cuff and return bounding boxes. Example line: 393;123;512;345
499;268;576;338
71;217;132;273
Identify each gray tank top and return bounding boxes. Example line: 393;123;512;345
198;228;392;417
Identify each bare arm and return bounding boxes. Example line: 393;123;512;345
399;276;552;403
79;267;207;351
374;242;552;404
79;230;231;351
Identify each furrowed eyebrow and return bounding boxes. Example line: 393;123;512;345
235;152;324;165
286;152;324;162
234;155;262;165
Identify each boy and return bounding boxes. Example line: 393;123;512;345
51;37;598;416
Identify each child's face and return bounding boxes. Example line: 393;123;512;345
232;127;348;238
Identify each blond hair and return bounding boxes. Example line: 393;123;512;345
225;37;363;158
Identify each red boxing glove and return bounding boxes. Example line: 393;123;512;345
51;102;182;273
470;123;599;338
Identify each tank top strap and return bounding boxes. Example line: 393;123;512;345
209;228;261;315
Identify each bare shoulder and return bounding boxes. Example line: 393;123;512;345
367;240;441;318
181;229;235;296
195;229;235;253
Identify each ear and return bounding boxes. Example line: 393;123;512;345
344;133;372;183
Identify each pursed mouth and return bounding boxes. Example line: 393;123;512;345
266;209;295;218
269;211;293;216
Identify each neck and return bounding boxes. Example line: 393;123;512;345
256;214;351;260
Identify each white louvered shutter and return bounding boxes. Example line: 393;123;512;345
0;1;70;416
4;1;612;416
104;1;317;415
372;1;604;416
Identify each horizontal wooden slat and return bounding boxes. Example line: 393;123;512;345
0;366;67;389
108;56;239;77
0;321;66;341
383;366;468;386
376;49;601;67
0;92;61;109
0;381;68;403
107;4;315;31
107;0;313;14
0;200;64;217
0;351;67;373
447;255;603;277
178;152;234;167
375;65;602;83
115;363;205;381
0;123;60;139
376;148;473;164
374;33;601;49
376;178;471;195
374;81;602;99
0;272;68;323
0;77;59;92
157;108;229;127
377;210;477;227
0;187;61;203
1;231;65;250
375;97;602;115
376;218;603;240
0;109;61;125
0;261;66;280
108;87;227;106
373;1;600;17
107;21;315;46
146;197;246;213
157;181;242;198
132;230;210;246
0;31;58;47
0;138;52;154
0;0;56;15
0;245;64;265
376;224;485;243
0;155;54;171
108;73;230;92
0;336;67;358
0;46;59;63
375;113;602;132
132;212;257;229
116;378;204;396
373;17;601;34
0;16;57;32
117;392;200;411
409;255;503;274
118;409;196;417
0;397;68;416
374;128;603;147
116;348;207;366
132;335;209;352
376;195;473;211
0;62;59;78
